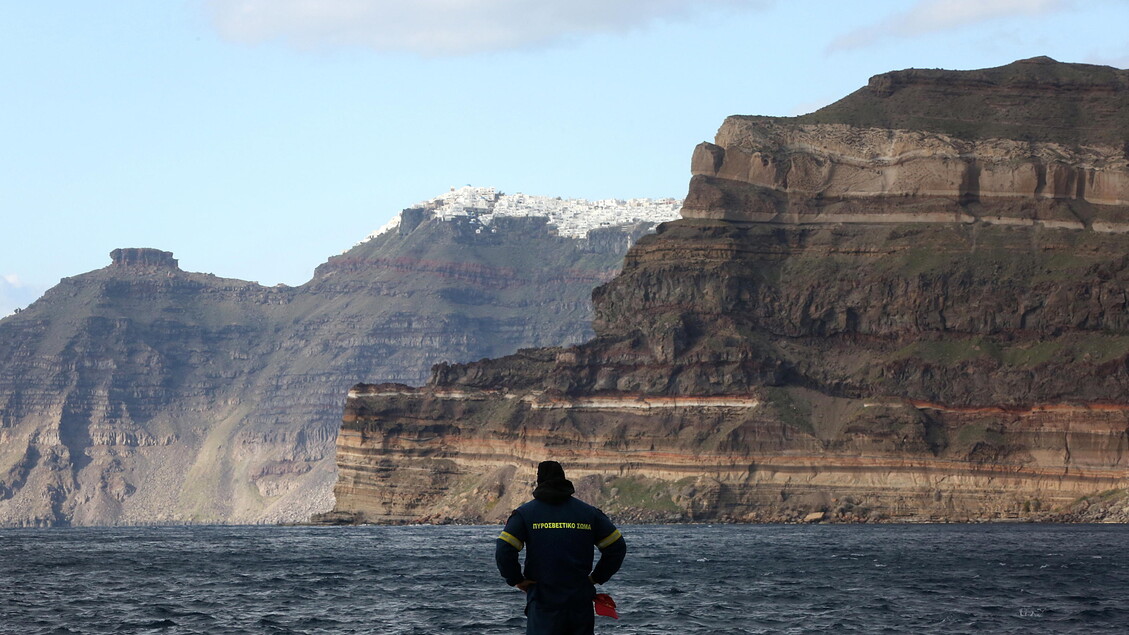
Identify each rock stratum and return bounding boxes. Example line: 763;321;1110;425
0;190;678;526
328;58;1129;525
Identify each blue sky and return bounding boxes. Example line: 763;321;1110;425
3;0;1128;314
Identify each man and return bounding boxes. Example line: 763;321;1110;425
495;461;627;634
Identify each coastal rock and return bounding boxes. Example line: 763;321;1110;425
325;59;1129;525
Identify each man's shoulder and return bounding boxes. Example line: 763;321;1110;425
559;497;613;524
516;496;602;516
511;499;551;519
564;496;602;514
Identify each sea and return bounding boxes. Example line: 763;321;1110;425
1;523;1126;634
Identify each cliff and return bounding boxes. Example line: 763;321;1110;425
0;191;678;526
687;56;1129;228
327;59;1129;524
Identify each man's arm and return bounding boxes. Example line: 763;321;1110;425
590;512;626;584
495;511;527;586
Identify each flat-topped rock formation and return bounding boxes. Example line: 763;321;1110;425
109;248;180;269
325;59;1129;525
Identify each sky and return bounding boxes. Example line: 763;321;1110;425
3;0;1128;314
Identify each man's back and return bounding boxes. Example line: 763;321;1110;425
495;461;626;634
503;496;623;606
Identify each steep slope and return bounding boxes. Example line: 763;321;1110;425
0;190;679;526
328;59;1129;524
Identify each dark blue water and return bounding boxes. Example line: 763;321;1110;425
1;524;1126;633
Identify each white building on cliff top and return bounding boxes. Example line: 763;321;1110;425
366;186;683;242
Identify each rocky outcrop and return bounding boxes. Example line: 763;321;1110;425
326;58;1129;524
0;193;676;526
687;124;1129;228
109;248;179;269
686;57;1129;229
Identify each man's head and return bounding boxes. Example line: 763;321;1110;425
536;460;566;484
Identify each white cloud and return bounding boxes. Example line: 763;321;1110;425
828;0;1070;52
202;0;766;56
0;275;45;317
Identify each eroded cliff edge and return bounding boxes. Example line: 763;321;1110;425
326;58;1129;524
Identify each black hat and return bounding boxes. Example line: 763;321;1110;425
536;461;566;484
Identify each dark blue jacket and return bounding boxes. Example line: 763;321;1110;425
495;479;626;608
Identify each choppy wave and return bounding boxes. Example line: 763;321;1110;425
1;523;1126;633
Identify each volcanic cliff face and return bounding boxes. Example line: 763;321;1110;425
0;190;678;526
329;58;1129;524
